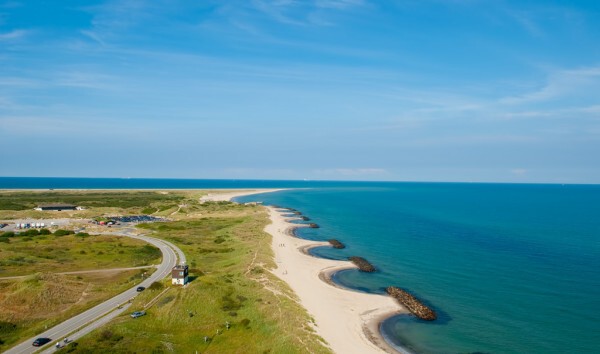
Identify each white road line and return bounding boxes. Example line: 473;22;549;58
5;234;183;354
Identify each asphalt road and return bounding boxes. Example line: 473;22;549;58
5;232;184;354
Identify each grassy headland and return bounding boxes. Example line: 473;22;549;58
0;190;329;353
67;200;329;353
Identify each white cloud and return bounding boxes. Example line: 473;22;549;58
54;71;120;90
500;65;600;105
510;168;528;175
249;0;365;26
314;0;364;9
0;29;28;41
0;77;42;88
80;30;107;46
314;168;387;176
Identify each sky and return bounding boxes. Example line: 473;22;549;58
1;0;599;183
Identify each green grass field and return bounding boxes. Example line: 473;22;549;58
66;201;330;353
0;190;329;353
0;233;161;277
0;190;186;211
0;268;154;350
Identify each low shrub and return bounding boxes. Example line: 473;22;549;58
148;281;164;290
54;229;75;236
240;318;251;328
0;321;16;333
21;229;39;236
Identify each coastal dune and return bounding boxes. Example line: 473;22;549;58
206;190;410;353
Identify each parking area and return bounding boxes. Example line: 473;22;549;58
111;215;166;223
0;218;73;232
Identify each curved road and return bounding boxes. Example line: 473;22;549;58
5;231;184;354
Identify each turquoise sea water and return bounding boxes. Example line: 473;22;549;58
236;184;600;354
3;178;599;353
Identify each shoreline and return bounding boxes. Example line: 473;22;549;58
199;188;286;202
187;189;411;353
264;206;408;354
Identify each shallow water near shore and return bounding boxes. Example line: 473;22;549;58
237;183;600;354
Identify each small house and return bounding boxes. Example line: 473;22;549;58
172;264;189;286
35;204;80;211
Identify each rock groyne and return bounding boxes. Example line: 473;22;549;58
386;286;436;321
308;223;320;228
328;239;345;249
349;256;376;272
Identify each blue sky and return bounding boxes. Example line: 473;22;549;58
1;0;599;183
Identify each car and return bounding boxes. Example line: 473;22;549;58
136;286;145;292
130;311;146;318
32;337;52;347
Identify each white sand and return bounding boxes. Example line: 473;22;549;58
206;189;409;353
265;207;407;354
199;189;285;202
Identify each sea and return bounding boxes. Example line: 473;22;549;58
2;177;599;353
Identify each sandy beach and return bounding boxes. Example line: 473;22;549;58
206;189;409;353
199;189;285;202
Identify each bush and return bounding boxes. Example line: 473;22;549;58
75;232;90;237
214;236;226;244
39;228;51;235
148;281;164;290
0;237;8;243
63;342;79;352
99;330;123;343
0;321;16;333
1;231;15;238
157;295;174;307
21;229;39;236
240;318;251;328
141;207;156;214
54;229;75;236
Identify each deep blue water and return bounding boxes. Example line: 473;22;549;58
3;178;599;353
236;184;600;354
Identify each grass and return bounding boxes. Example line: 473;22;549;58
0;190;186;211
0;190;206;220
0;268;154;350
69;201;330;353
0;190;329;353
0;234;161;277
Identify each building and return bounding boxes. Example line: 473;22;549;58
172;264;189;285
34;204;81;211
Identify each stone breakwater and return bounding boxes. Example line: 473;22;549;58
349;256;376;272
308;223;320;228
328;239;345;249
386;286;437;321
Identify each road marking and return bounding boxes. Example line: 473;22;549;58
5;234;184;354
